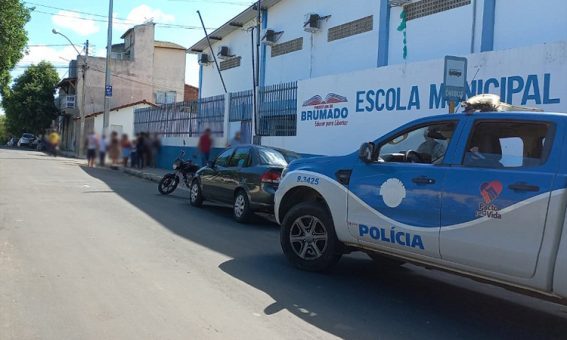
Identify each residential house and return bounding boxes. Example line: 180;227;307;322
56;22;187;152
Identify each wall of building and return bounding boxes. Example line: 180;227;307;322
493;0;567;51
93;103;153;138
200;26;256;96
197;0;567;100
153;47;186;102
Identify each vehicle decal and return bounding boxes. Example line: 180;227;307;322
476;180;503;219
282;170;564;232
296;175;320;185
358;224;424;249
379;178;406;208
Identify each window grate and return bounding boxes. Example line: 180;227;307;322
220;57;241;71
271;38;303;58
328;16;373;42
405;0;471;21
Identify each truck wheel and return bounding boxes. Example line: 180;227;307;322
368;253;405;268
280;202;342;271
233;190;252;223
189;180;203;207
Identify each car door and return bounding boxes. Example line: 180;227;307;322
201;148;234;200
440;118;557;278
219;146;252;202
347;120;460;259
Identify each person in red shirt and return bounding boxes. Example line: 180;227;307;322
198;128;212;166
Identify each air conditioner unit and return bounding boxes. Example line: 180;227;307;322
198;53;210;64
262;29;281;46
217;46;232;60
304;14;321;33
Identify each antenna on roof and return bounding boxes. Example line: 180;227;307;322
462;94;543;114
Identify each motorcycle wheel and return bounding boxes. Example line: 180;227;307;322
158;174;179;195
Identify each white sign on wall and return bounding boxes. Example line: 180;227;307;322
263;42;567;156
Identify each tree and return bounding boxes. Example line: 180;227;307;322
0;0;31;95
2;61;60;136
0;115;7;144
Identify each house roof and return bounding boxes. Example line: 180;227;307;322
56;77;77;87
82;100;158;119
187;0;282;54
154;40;186;50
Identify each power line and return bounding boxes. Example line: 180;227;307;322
26;2;218;30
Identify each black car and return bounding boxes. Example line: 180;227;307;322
189;145;300;222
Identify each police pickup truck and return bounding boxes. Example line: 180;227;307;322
275;107;567;302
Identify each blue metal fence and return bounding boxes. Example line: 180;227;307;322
228;90;253;122
258;82;297;136
134;95;225;137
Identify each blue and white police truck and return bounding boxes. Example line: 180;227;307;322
275;97;567;302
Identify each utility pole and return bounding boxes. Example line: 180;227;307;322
252;0;262;145
102;0;114;135
79;40;89;157
51;29;88;157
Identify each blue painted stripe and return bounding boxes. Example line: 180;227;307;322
157;145;224;169
480;0;496;52
377;0;391;67
260;9;268;87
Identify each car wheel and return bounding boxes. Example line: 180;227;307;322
233;190;252;223
189;180;203;207
280;201;342;271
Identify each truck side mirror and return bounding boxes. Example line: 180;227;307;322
358;142;375;163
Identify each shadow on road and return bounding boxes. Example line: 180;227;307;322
81;166;567;340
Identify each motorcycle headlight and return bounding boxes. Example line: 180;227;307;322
173;163;179;170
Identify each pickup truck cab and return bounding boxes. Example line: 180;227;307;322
275;111;567;302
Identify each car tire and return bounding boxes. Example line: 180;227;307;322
367;253;405;268
280;201;342;272
189;180;204;207
233;190;253;223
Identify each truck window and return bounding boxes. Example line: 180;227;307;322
463;121;552;168
378;122;457;164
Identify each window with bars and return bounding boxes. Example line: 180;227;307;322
220;57;241;71
328;16;373;42
271;38;304;57
405;0;471;21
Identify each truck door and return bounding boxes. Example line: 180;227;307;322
347;121;459;259
440;119;556;278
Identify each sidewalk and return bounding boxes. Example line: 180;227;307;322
122;166;169;183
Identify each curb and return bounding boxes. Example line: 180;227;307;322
123;167;163;183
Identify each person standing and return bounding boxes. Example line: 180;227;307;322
227;131;242;147
48;130;60;157
151;133;161;168
86;132;98;167
99;134;107;166
130;134;138;168
198;128;212;166
121;134;131;167
108;131;121;167
136;133;146;169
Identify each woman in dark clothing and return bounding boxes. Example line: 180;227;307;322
136;133;146;169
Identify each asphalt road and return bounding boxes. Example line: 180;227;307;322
1;148;567;340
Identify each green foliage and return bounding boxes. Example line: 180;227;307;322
2;61;60;136
0;115;7;144
0;0;31;95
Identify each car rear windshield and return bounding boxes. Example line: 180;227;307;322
257;148;288;166
23;133;34;139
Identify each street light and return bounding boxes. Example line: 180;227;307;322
52;28;88;158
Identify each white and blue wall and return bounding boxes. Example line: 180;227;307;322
157;0;567;166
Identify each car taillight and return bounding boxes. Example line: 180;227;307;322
261;170;281;184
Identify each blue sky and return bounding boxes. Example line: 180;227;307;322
12;0;253;88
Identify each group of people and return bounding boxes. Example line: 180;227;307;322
85;131;161;169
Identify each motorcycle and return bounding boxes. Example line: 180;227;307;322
158;151;200;195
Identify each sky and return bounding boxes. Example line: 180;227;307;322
2;0;254;113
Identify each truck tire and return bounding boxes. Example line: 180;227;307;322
280;201;342;271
